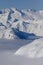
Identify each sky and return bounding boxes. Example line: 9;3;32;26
0;0;43;10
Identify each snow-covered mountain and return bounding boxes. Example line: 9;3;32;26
15;38;43;58
0;8;43;39
1;8;43;58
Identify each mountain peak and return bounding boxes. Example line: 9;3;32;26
0;8;43;39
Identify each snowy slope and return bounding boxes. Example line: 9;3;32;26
0;8;43;39
15;38;43;58
0;52;43;65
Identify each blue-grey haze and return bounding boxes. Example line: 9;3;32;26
0;0;43;10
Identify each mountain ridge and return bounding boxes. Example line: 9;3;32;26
0;8;43;39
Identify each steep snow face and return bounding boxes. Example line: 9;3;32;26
15;38;43;58
0;8;43;39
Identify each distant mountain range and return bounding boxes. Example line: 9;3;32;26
0;8;43;39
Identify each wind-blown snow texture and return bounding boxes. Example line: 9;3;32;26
0;8;43;59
